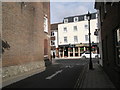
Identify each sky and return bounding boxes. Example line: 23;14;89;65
50;0;97;24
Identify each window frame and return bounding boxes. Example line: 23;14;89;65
115;27;120;66
74;36;78;42
73;26;78;31
84;24;88;29
63;27;67;32
74;17;78;22
85;35;89;41
64;36;68;43
44;16;48;33
64;19;68;23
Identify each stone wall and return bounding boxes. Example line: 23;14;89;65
2;61;45;87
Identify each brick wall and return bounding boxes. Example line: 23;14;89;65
43;2;51;60
2;2;50;85
2;2;44;66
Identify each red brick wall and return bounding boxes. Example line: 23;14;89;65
43;2;51;60
2;2;50;67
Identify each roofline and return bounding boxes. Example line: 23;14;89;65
64;12;97;19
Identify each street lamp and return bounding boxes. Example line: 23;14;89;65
86;11;93;70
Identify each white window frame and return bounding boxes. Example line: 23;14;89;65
85;35;89;41
51;32;54;36
74;36;78;42
74;17;78;22
84;15;87;20
44;16;48;33
64;19;68;23
64;37;68;43
84;24;88;29
63;27;67;32
115;28;120;66
51;40;55;46
73;26;77;31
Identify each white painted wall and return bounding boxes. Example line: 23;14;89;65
58;19;98;45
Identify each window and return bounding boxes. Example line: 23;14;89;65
84;25;88;29
85;35;89;41
64;37;67;43
74;17;78;22
64;19;68;23
84;15;87;20
64;27;67;32
79;16;84;21
91;13;97;19
115;28;120;65
44;16;48;33
73;26;77;31
74;36;78;42
51;40;55;45
51;32;54;36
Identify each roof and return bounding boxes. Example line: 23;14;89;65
63;12;97;23
51;23;62;30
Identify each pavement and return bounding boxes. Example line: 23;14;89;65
77;62;116;88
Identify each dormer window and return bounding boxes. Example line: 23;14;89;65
74;17;78;22
84;15;87;20
64;19;68;23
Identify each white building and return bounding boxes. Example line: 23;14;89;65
50;23;60;58
58;12;99;58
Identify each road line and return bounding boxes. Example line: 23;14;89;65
45;70;63;80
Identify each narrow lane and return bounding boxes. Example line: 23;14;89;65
3;59;98;88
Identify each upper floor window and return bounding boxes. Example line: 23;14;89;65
84;15;87;20
79;16;84;21
44;15;48;33
51;40;55;46
91;13;96;19
74;36;78;42
115;28;120;65
73;26;77;31
64;27;67;32
84;24;88;29
64;19;68;23
74;17;78;22
64;37;68;43
85;35;89;41
51;32;54;36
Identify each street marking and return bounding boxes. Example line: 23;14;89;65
65;65;73;68
45;70;63;80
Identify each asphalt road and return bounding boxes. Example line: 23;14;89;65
3;58;98;88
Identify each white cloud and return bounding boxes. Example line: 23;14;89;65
50;2;96;24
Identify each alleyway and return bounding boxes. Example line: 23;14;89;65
3;59;91;88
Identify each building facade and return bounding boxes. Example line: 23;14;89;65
58;13;99;58
95;1;120;88
2;2;50;87
50;23;60;58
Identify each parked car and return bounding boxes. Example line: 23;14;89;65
81;52;100;58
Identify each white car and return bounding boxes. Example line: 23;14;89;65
81;52;100;58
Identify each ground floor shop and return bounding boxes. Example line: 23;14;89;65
58;43;98;58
